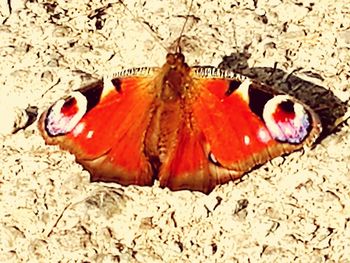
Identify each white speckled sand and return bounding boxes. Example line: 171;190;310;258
1;0;350;262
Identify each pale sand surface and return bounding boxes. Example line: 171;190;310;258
0;0;350;262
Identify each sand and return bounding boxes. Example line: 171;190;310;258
0;0;349;262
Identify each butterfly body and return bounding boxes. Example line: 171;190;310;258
39;52;321;193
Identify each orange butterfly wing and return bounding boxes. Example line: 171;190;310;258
39;71;159;186
158;69;321;193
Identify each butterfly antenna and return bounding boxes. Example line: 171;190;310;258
117;0;168;52
175;0;194;53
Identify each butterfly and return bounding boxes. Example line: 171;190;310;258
38;6;322;194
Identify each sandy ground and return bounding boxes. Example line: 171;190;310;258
0;0;350;262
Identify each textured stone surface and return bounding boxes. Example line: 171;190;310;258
0;0;349;262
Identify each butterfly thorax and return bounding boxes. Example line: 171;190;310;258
160;53;192;101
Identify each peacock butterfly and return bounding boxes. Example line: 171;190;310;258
38;5;322;194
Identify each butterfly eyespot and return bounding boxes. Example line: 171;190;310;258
225;79;242;96
263;95;311;144
44;92;87;136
